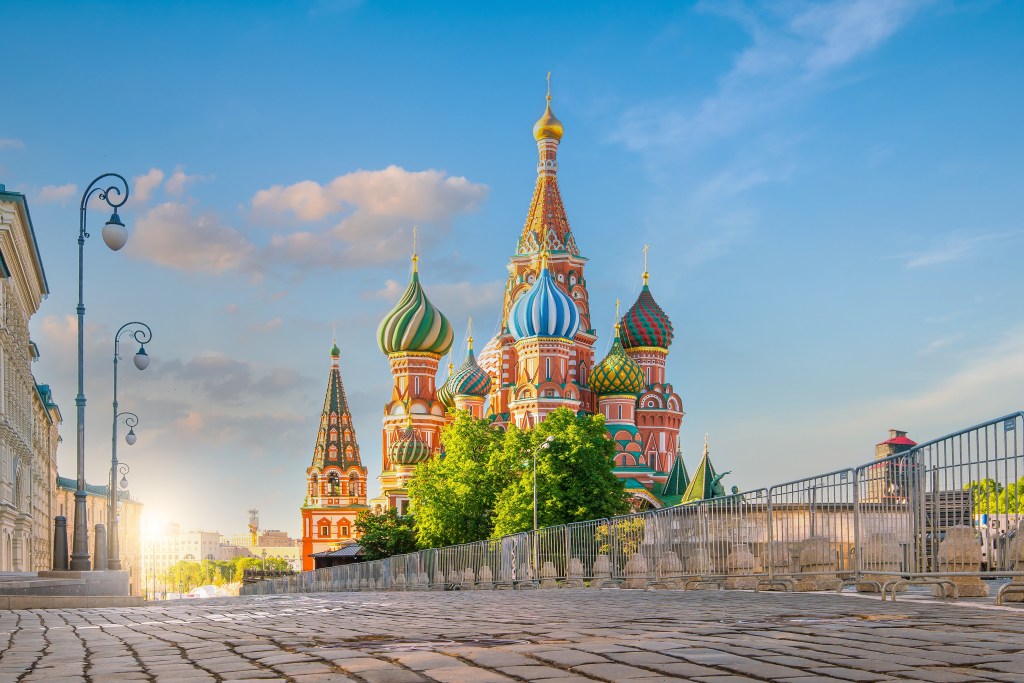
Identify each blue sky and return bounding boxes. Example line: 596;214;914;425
2;0;1022;537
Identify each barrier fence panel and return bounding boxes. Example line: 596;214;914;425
910;412;1024;580
566;519;608;585
853;454;915;591
767;469;857;590
700;489;770;588
654;501;707;586
609;511;658;588
535;525;568;586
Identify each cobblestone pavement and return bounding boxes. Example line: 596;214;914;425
1;589;1023;683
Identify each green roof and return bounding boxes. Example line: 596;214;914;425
680;436;729;504
661;453;690;498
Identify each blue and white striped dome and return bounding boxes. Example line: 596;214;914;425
509;266;581;341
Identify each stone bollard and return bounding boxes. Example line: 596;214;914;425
653;551;684;589
933;526;989;597
857;532;903;593
93;524;108;571
685;546;714;579
793;537;842;591
447;569;462;588
565;558;585;588
462;568;476;589
539;561;558;588
1000;534;1024;602
724;544;758;590
622;552;649;589
478;565;494;590
591;555;612;588
52;516;69;571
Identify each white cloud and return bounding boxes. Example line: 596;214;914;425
252;165;488;223
901;230;1021;269
614;0;932;153
133;168;165;203
127;202;256;274
37;183;77;204
0;138;25;150
165;167;207;196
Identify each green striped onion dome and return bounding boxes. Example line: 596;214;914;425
436;361;456;409
388;424;431;466
620;284;674;350
377;271;454;356
449;348;492;398
590;329;645;396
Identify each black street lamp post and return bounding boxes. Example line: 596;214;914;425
70;174;130;572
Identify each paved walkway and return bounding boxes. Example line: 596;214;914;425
0;589;1022;682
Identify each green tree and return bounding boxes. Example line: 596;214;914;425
354;508;418;560
966;479;1004;514
409;411;512;547
492;408;630;536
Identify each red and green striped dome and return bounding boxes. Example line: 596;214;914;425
620;284;674;350
590;329;645;396
449;348;491;398
377;271;454;356
388;424;431;466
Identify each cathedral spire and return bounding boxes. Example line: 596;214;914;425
311;342;362;470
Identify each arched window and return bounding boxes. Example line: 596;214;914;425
545;358;551;380
349;473;360;497
310;474;319;496
328;473;340;496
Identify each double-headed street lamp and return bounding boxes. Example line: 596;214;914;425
71;174;130;572
109;322;152;570
109;411;141;570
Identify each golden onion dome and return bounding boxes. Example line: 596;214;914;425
533;96;564;141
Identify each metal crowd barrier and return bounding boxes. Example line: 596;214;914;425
238;411;1024;606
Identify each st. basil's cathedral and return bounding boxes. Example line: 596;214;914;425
301;83;728;568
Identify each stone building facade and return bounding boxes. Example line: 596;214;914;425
54;476;143;592
0;183;60;572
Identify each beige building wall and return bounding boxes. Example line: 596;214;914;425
54;479;144;593
0;184;58;573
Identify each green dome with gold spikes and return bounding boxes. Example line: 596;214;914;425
590;327;645;396
436;359;456;409
377;269;454;356
388;424;431;466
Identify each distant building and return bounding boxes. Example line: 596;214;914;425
219;529;302;571
301;343;368;571
866;429;918;502
54;476;143;592
0;183;61;572
140;523;220;597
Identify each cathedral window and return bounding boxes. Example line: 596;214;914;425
330;429;338;442
557;273;564;283
545;358;551;380
330;413;337;425
617;405;622;420
349;473;359;497
320;525;329;537
340;524;349;537
328;473;340;496
415;376;421;395
569;275;577;285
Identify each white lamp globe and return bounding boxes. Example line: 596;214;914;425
101;212;128;251
126;429;137;446
133;345;150;370
120;476;128;489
